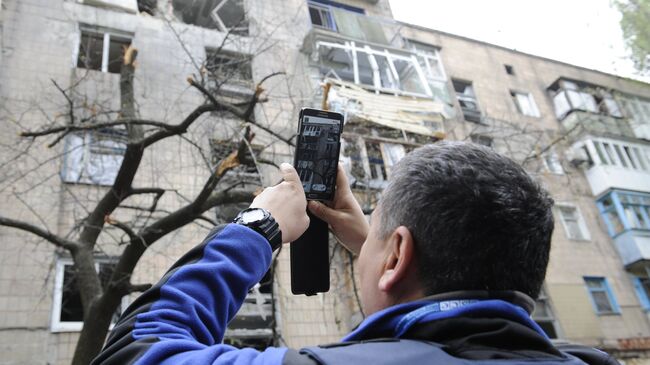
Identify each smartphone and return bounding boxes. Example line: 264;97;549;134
293;108;344;201
290;108;344;295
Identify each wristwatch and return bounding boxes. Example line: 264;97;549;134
233;208;282;251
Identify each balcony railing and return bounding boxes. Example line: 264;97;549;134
561;111;635;140
571;138;650;196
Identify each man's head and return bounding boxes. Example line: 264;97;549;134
358;141;554;315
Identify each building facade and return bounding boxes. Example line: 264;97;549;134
1;0;650;364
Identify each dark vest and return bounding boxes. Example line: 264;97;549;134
297;338;611;365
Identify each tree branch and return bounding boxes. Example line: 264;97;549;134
127;188;166;212
104;216;144;246
0;216;78;252
188;73;295;146
20;119;178;141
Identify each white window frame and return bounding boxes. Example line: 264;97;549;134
210;0;248;34
556;203;591;241
542;148;564;175
307;1;337;31
74;25;132;73
61;130;127;186
511;91;541;117
584;138;650;172
315;40;432;98
406;40;447;82
51;258;128;332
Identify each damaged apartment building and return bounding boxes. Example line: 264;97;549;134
2;0;650;364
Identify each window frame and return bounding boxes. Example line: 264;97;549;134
583;276;621;315
597;190;650;237
61;129;128;186
51;258;128;332
556;203;591;241
542;148;564;175
75;25;132;74
308;1;337;31
452;78;482;123
510;90;541;118
314;40;433;98
632;273;650;312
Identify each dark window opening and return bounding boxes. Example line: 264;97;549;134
77;29;131;74
77;32;104;72
172;0;248;35
205;50;253;90
452;79;481;123
60;261;122;323
505;64;515;76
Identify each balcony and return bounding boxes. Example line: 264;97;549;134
613;230;650;270
549;78;634;140
598;190;650;269
561;111;635;139
571;138;650;196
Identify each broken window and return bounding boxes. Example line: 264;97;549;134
511;91;540;117
342;135;408;189
51;258;126;332
316;41;430;97
205;49;253;92
453;79;481;123
61;129;127;186
77;26;131;74
548;79;623;120
172;0;248;35
224;268;275;349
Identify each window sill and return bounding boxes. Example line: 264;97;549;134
567;238;591;243
595;311;621;316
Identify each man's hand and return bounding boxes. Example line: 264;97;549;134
308;164;369;255
251;163;309;243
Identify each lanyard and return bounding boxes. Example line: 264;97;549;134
394;299;479;337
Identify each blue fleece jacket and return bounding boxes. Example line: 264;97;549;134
92;224;553;365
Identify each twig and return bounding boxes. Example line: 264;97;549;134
0;216;78;252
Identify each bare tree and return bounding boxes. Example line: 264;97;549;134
0;39;291;364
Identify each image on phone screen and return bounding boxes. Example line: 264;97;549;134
296;114;341;201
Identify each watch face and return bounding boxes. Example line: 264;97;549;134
242;209;266;223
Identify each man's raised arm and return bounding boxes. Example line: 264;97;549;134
92;164;309;365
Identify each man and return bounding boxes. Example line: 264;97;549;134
93;141;618;364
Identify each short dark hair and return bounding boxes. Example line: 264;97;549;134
379;141;554;299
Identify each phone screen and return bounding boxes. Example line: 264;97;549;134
295;109;343;201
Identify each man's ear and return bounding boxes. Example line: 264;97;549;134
378;226;416;293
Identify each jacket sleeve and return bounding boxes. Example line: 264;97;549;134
91;224;287;365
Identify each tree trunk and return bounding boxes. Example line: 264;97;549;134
71;293;122;365
71;45;142;365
